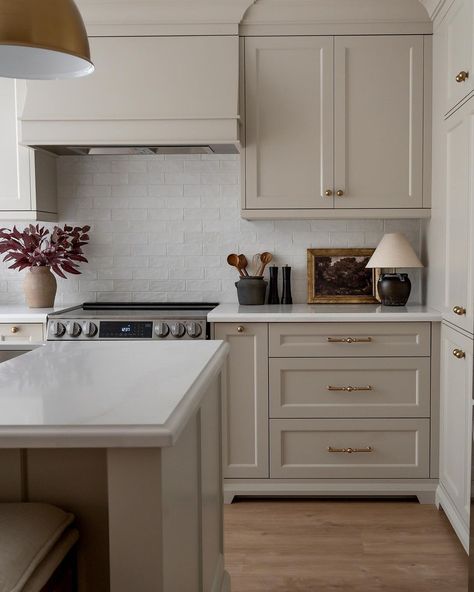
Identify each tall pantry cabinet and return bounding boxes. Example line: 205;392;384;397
427;0;474;552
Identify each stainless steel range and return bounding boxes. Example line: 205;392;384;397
47;302;218;341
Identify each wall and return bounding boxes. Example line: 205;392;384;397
0;154;422;306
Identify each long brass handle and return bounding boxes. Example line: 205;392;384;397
327;385;373;392
327;337;372;344
328;446;374;454
325;189;333;197
456;70;469;83
453;306;466;316
453;348;466;359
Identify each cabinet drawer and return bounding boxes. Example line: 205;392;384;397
269;357;431;419
269;322;430;357
270;418;430;479
0;323;43;343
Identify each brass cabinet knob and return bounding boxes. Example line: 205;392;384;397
10;326;19;334
336;190;345;197
325;190;333;197
453;348;466;359
237;326;245;333
453;305;466;316
456;70;469;83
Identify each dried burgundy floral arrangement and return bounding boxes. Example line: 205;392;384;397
0;224;90;279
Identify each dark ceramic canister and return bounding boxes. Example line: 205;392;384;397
281;265;293;305
268;266;280;304
235;277;268;305
377;273;411;306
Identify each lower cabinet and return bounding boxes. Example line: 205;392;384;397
438;322;473;551
214;323;269;478
216;321;438;505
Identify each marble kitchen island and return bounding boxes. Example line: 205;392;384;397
0;340;230;592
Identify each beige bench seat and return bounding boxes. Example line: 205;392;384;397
0;503;78;592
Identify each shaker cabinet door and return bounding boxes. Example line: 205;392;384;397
334;35;424;209
439;323;473;532
215;323;269;478
0;78;32;213
244;36;334;210
444;0;474;115
443;102;474;333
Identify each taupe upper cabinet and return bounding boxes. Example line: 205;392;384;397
242;35;429;218
244;37;333;210
444;0;473;116
0;79;57;221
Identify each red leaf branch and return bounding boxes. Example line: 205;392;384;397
0;224;90;279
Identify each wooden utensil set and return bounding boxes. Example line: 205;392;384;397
227;252;273;278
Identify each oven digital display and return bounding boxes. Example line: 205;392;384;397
99;321;153;339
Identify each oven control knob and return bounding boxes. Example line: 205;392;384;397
50;321;66;338
187;322;202;339
170;322;186;338
82;321;98;338
66;322;81;338
155;322;170;338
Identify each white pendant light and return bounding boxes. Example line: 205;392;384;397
0;0;94;80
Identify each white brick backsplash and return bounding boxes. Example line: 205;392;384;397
0;155;423;305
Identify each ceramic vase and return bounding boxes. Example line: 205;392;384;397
24;266;57;308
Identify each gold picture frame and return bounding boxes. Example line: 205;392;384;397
307;248;381;304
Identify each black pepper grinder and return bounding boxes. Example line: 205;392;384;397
281;265;293;305
268;266;280;304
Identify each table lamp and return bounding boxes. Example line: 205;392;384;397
366;233;424;306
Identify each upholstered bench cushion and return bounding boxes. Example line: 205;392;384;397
0;503;74;592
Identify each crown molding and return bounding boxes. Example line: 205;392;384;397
418;0;448;20
76;0;257;35
240;0;432;34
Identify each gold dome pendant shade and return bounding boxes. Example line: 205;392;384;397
0;0;94;79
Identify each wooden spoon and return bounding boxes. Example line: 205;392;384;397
252;253;261;276
256;252;273;277
227;253;245;277
238;254;250;277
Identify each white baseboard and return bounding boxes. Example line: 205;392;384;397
436;484;470;553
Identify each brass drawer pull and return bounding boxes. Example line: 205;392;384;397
325;189;333;197
328;446;374;454
336;190;345;197
453;348;466;359
453;306;466;316
327;337;372;344
327;385;373;392
456;70;469;83
237;326;245;333
10;326;19;334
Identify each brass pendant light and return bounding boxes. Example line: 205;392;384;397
0;0;94;79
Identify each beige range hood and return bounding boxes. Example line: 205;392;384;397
19;36;240;155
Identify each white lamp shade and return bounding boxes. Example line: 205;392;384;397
366;233;424;269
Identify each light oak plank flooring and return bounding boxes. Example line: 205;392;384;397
224;499;468;592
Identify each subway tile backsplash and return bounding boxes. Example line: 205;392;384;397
0;154;422;305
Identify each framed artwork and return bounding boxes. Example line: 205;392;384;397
307;248;381;304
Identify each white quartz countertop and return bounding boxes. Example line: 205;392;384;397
0;340;228;448
0;305;58;323
208;304;442;322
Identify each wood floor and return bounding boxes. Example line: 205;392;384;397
224;499;468;592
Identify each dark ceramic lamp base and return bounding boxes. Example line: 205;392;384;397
377;273;411;306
